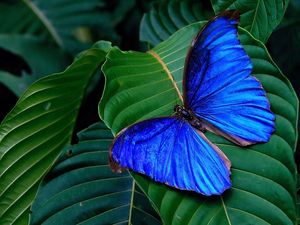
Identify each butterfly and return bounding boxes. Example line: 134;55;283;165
109;11;275;196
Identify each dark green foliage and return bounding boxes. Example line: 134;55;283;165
0;0;111;52
0;0;141;98
0;35;70;96
268;0;300;97
140;0;213;46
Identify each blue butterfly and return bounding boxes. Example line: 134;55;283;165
109;11;275;196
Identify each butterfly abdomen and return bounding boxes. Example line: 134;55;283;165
174;104;205;131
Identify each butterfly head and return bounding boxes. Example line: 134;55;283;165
174;104;191;119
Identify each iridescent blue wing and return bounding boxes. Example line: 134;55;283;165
110;117;231;196
184;11;275;145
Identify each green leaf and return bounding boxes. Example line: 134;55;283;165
140;0;213;46
210;0;289;43
0;47;108;225
99;22;298;224
0;35;69;76
0;71;24;97
0;0;105;53
0;34;70;96
30;122;161;225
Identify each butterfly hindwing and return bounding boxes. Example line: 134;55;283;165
184;11;275;145
110;117;231;196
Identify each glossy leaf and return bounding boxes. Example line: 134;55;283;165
30;122;161;225
211;0;289;42
140;0;213;46
100;22;298;224
0;47;109;225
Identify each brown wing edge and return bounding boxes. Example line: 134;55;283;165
109;126;128;173
182;10;240;107
203;121;256;147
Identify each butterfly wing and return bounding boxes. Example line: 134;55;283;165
184;11;275;145
110;117;231;196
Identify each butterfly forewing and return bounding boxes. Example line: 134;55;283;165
183;11;275;145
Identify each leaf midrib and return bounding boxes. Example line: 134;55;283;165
128;180;135;225
148;50;183;102
249;0;261;34
21;0;63;47
221;196;232;225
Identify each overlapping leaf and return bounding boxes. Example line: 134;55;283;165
0;47;108;225
140;0;212;46
30;122;161;225
211;0;289;42
99;22;298;224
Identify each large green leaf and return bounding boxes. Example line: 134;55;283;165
0;47;109;225
211;0;289;43
140;0;212;46
30;122;161;225
99;22;298;224
0;0;105;53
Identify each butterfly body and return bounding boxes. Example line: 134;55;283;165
108;11;275;196
174;104;205;131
